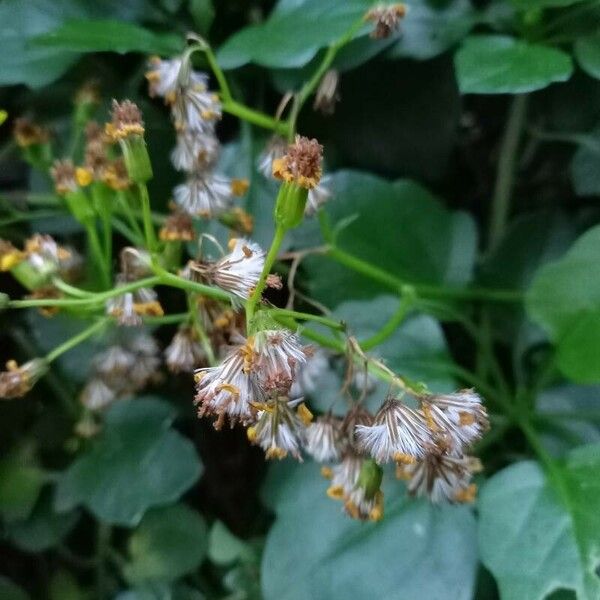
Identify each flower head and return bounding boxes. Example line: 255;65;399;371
257;136;287;179
355;397;433;463
365;4;407;39
105;99;145;141
396;451;481;504
13;118;49;147
0;239;25;271
106;276;164;326
165;327;205;373
290;347;329;398
25;234;72;278
313;69;340;115
173;173;237;218
171;130;219;172
50;159;79;195
80;378;116;411
253;329;307;381
272;135;323;189
146;56;208;100
159;209;195;242
0;359;47;399
305;415;343;463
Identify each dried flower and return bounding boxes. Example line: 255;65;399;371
13;118;49;147
272;135;323;190
173;173;237;217
80;378;116;410
146;56;207;100
50;159;79;195
106;276;164;326
313;69;340;115
0;359;47;399
365;4;407;39
102;158;131;191
165;327;205;373
159;209;195;242
355;397;433;463
305;415;343;462
171;130;219;172
25;234;72;278
396;451;481;504
257;136;287;178
290;347;329;398
253;329;307;381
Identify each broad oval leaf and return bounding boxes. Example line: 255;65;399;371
575;34;600;80
526;225;600;383
303;171;477;308
124;504;208;583
478;446;600;600
34;20;182;55
261;462;478;600
455;35;573;94
571;127;600;196
55;398;202;526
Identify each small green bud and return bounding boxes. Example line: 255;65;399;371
119;136;153;184
274;182;308;230
64;189;95;224
357;458;383;500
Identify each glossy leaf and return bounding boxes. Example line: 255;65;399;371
303;171;477;307
261;462;478;600
217;0;371;70
208;521;252;565
55;398;202;526
455;35;573;94
526;225;600;382
124;504;207;583
34;20;182;55
575;34;600;80
0;459;45;523
478;446;600;599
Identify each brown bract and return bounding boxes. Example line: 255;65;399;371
365;4;407;39
272;135;323;189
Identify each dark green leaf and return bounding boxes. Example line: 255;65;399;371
124;504;207;583
261;462;478;600
455;35;573;94
7;490;78;552
0;577;29;600
526;225;600;382
511;0;586;8
571;127;600;196
34;20;182;55
208;520;252;565
303;171;477;308
55;398;202;526
188;0;215;36
0;459;45;522
575;34;600;80
478;446;600;599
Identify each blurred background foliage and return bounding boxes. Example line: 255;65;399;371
2;0;600;599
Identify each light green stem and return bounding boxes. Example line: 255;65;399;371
246;225;287;327
222;100;289;135
361;292;415;351
84;221;110;288
267;308;345;331
46;318;107;363
138;184;158;253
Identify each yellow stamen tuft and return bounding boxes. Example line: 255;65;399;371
75;167;93;187
454;484;477;504
395;464;411;481
0;250;25;271
327;485;345;500
227;237;238;251
231;178;249;197
393;452;417;465
133;301;164;317
216;383;240;399
266;447;287;460
297;403;313;426
247;426;257;442
320;466;333;480
459;411;476;426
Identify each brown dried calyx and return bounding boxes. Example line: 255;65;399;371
365;4;407;39
13;118;50;147
50;159;77;194
106;99;145;141
272;135;323;189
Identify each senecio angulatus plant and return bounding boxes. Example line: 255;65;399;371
0;3;491;522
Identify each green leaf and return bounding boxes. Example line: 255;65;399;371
575;34;600;80
303;171;477;308
571;127;600;196
478;446;600;599
385;0;476;61
7;490;78;552
115;583;204;600
124;504;207;583
261;462;478;600
0;459;45;522
34;20;182;55
526;225;600;382
55;398;202;526
0;577;29;600
217;0;371;70
208;521;252;565
188;0;215;36
511;0;586;8
455;35;573;94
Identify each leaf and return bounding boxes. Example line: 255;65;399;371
0;577;29;600
455;35;573;94
115;583;204;600
216;0;371;70
208;521;252;565
571;126;600;196
34;20;182;55
188;0;215;36
478;446;600;600
55;398;202;526
0;459;45;522
575;34;600;80
511;0;586;8
303;171;477;308
261;462;478;600
385;0;476;61
124;504;207;583
526;225;600;383
7;490;78;552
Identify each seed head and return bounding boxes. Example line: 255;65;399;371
272;135;323;189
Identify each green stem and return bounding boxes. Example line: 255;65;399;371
222;100;289;135
116;190;145;242
0;210;65;227
46;318;107;363
95;523;111;600
204;46;232;102
266;308;345;331
138;184;158;253
361;291;415;351
144;312;189;325
246;224;287;327
51;278;95;298
156;270;231;302
188;293;216;366
488;94;528;250
84;220;111;288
